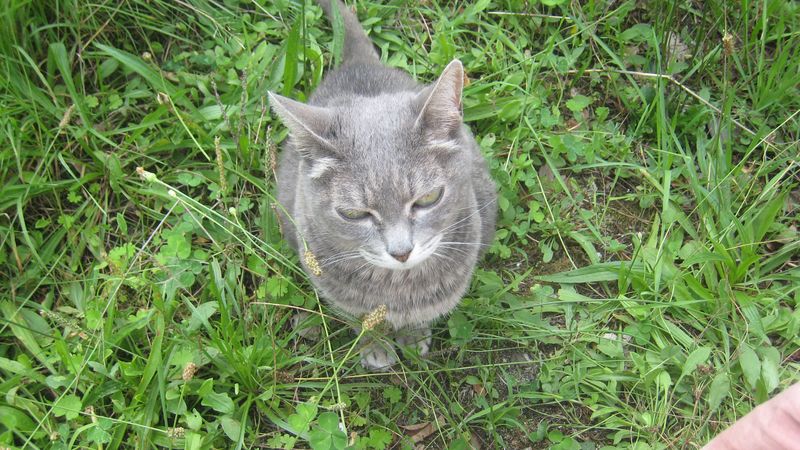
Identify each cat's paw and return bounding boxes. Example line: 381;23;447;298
396;327;432;356
360;342;398;371
291;311;321;340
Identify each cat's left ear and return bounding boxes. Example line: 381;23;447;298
414;59;464;143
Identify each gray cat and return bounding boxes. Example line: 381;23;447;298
269;0;496;370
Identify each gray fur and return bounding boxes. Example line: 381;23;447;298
270;0;496;368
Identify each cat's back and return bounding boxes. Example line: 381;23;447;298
310;63;419;105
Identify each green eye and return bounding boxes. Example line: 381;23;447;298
337;208;371;220
414;187;443;208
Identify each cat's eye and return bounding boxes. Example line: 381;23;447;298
414;187;444;208
337;208;371;221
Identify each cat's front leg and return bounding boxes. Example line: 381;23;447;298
360;338;398;370
359;326;431;370
395;325;432;357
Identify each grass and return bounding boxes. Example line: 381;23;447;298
1;0;799;448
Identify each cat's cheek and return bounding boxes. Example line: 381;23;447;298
413;209;449;232
345;225;381;250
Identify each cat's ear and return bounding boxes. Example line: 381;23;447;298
268;92;340;177
414;59;464;143
268;91;334;146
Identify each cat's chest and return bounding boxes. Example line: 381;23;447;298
311;260;474;328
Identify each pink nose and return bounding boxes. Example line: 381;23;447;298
390;251;410;262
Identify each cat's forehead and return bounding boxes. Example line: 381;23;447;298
332;94;418;147
348;93;417;119
325;93;447;206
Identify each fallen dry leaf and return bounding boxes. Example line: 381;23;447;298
401;422;430;432
469;431;483;449
349;431;358;447
401;421;436;444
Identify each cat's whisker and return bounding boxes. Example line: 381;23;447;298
434;252;472;265
319;250;362;264
319;256;359;266
435;246;473;258
437;241;492;247
319;251;359;261
436;243;476;251
350;261;374;278
440;226;474;242
356;250;388;269
320;254;365;267
437;240;490;251
431;251;460;265
438;199;497;235
447;204;487;213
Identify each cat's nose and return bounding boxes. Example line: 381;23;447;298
390;250;411;263
385;221;414;263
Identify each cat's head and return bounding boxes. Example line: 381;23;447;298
270;60;477;270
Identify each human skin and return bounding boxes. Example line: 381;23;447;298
703;383;800;450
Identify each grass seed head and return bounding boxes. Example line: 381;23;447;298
167;427;185;439
275;370;295;383
182;362;198;381
40;309;85;338
271;203;285;235
215;136;228;194
722;32;735;56
328;402;346;412
304;250;322;276
58;104;74;129
211;78;231;130
362;304;387;331
268;134;278;173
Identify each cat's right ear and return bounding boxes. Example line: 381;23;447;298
268;92;340;178
268;92;335;149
